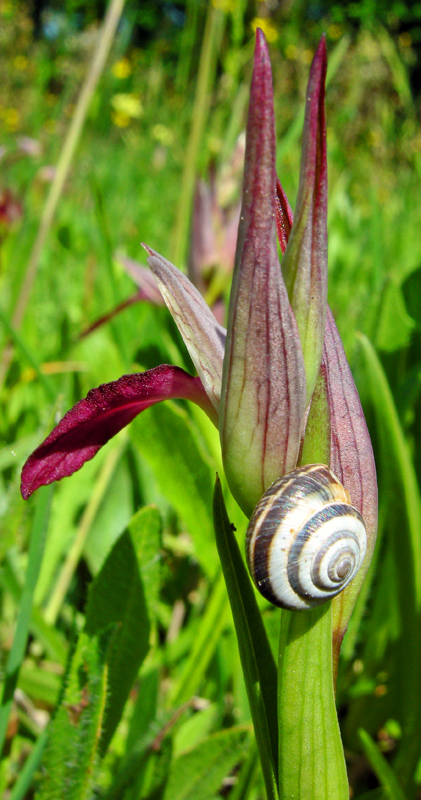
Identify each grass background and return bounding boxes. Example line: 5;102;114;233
1;0;421;797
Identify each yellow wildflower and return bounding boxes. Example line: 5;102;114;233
112;58;132;79
251;18;278;43
111;93;143;119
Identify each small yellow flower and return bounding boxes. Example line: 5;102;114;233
111;110;131;128
4;108;19;131
112;58;132;79
212;0;234;10
251;18;278;43
111;93;143;119
14;55;28;70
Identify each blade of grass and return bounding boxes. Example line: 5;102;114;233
0;0;127;387
171;1;226;267
168;571;228;707
358;729;408;800
0;485;54;756
358;334;421;609
358;334;421;790
0;307;55;403
9;728;49;800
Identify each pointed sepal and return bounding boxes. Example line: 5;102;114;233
220;29;306;517
21;365;216;499
144;245;226;412
281;37;328;405
323;309;378;667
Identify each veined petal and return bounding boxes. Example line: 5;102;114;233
281;37;328;405
323;308;378;665
143;245;226;412
220;29;306;517
21;365;216;499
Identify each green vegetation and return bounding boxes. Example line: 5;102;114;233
1;1;421;797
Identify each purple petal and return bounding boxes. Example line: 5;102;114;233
220;29;306;516
21;365;217;499
143;245;226;412
281;37;328;404
275;177;293;254
322;308;378;660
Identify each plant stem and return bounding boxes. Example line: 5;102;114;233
278;603;348;800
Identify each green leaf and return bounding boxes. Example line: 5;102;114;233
358;729;408;800
278;604;348;800
131;401;217;576
0;485;53;755
358;334;421;608
162;725;250;800
212;478;279;800
35;628;112;800
85;506;161;754
128;506;162;624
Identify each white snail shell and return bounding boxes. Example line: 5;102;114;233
246;464;367;610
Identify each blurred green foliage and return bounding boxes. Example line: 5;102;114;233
0;0;421;798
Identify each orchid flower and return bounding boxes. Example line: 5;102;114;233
21;31;377;646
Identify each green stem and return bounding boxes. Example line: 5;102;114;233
278;603;348;800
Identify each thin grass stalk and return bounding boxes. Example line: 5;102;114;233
171;2;225;268
44;438;126;625
0;0;127;388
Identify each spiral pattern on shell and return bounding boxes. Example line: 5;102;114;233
246;464;367;610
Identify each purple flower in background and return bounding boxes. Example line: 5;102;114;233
21;31;377;644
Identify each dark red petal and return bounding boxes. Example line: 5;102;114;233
323;308;378;658
275;177;294;253
21;366;216;499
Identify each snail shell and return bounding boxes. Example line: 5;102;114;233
246;464;367;610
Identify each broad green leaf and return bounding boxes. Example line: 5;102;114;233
9;729;48;800
212;478;279;800
131;400;217;576
358;729;407;800
85;509;160;754
162;725;250;800
35;629;112;800
278;604;348;800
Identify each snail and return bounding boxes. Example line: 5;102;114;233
246;464;367;610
